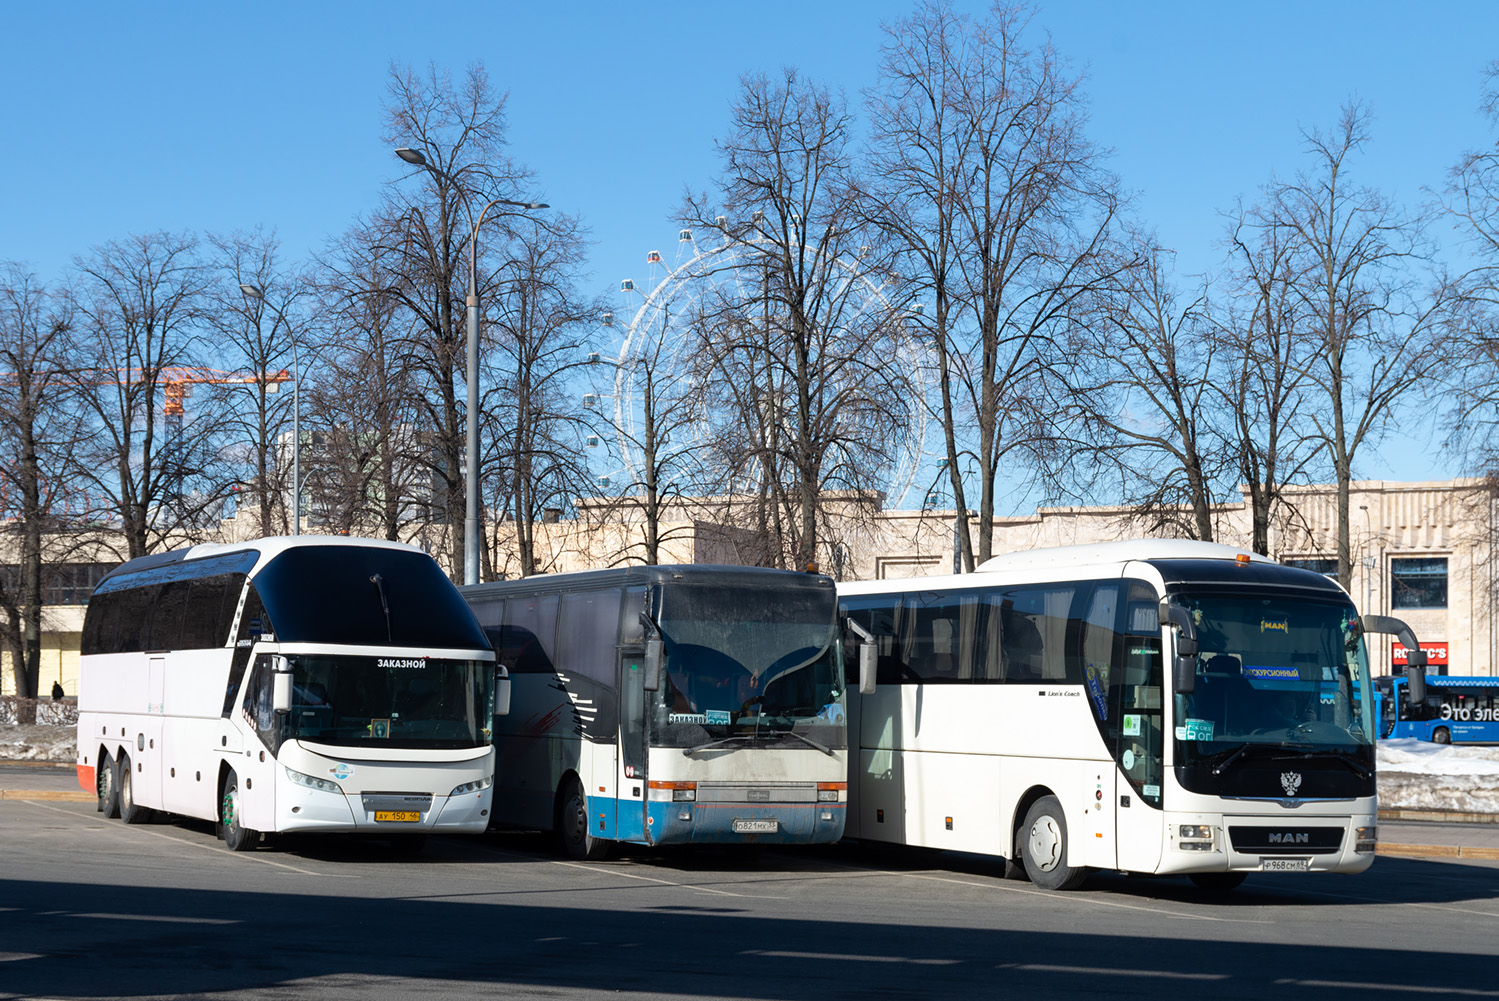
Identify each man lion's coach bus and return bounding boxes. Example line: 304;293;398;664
838;539;1427;891
77;537;503;852
462;565;857;859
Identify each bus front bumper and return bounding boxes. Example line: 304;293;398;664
1156;811;1378;875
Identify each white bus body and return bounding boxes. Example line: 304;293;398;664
840;539;1415;890
77;537;499;851
463;565;848;859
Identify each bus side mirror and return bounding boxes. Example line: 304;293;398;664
859;643;877;695
494;665;511;717
272;656;293;715
642;639;663;692
1159;603;1197;695
1362;614;1428;703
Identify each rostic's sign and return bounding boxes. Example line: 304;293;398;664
1392;641;1449;666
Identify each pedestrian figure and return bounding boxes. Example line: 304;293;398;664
51;681;64;701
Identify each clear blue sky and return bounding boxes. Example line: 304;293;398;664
4;0;1495;491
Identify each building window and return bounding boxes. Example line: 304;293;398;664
0;562;114;606
1392;557;1448;609
1285;558;1338;578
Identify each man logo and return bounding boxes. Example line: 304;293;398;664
1281;771;1303;796
1268;832;1310;845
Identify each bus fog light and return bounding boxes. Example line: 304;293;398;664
449;775;494;797
1180;841;1213;851
1355;826;1377;854
284;766;342;795
678;810;692;821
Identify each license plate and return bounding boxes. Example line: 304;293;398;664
733;819;778;834
375;811;421;823
1262;857;1310;871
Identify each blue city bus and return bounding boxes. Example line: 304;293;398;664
1377;674;1499;744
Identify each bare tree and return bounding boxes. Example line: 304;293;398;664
0;264;84;707
1272;105;1450;586
481;214;597;578
864;0;1124;568
684;69;920;571
208;229;301;535
73;232;214;560
382;62;534;581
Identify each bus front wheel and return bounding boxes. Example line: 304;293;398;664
558;778;612;862
96;750;120;818
118;753;151;825
1433;727;1452;744
221;769;259;852
1020;796;1089;891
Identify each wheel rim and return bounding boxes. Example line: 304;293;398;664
223;786;238;834
566;794;587;847
121;761;133;809
1028;815;1063;872
98;760;113;802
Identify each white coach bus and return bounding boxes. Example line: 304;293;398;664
462;565;855;859
838;539;1427;891
77;536;501;852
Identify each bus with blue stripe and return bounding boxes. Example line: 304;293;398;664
1377;673;1498;744
462;566;852;858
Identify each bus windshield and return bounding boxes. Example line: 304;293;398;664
654;584;843;748
251;654;495;750
1174;592;1372;751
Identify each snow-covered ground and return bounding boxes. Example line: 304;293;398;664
0;726;1494;815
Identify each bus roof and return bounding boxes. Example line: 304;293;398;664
96;534;426;588
462;564;834;600
975;539;1272;573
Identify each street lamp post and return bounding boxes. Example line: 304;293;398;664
394;146;548;585
238;283;303;536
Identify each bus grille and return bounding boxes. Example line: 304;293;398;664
1228;826;1344;855
361;793;434;813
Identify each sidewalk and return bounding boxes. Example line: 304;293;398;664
3;762;1498;861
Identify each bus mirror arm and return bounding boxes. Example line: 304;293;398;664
1362;615;1428;703
847;620;878;695
494;665;511;717
1159;603;1198;695
643;639;664;692
272;656;293;715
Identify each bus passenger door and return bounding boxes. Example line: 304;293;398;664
1114;589;1165;874
614;646;648;842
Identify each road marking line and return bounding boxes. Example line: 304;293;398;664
894;871;1262;923
549;859;743;896
20;801;350;877
743;949;959;966
1275;978;1499;996
1008;963;1228;980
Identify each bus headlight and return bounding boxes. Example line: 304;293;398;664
817;782;846;802
1355;825;1377;854
1178;824;1216;851
648;781;696;802
284;766;342;795
449;775;494;797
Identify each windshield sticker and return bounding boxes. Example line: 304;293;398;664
1180;718;1215;741
1260;618;1290;635
1143;784;1160;798
817;703;846;724
1083;663;1108;720
1123;714;1142;737
705;710;731;726
1243;665;1300;680
669;713;707;725
377;658;426;670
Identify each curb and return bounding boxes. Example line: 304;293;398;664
1378;842;1499;861
0;789;92;802
1379;809;1499;825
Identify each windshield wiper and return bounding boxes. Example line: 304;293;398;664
1292;749;1371;779
682;734;756;757
1210;743;1252;776
777;727;834;757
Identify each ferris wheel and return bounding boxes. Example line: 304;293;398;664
590;224;932;507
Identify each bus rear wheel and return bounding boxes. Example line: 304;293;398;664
559;778;612;861
118;753;151;825
96;751;120;818
1433;727;1452;744
221;769;259;852
1021;796;1089;891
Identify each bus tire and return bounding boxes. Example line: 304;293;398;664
221;768;259;852
1433;727;1452;744
97;750;120;818
118;753;151;825
1189;872;1247;893
558;778;612;862
1020;796;1089;891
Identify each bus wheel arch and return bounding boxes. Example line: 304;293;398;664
1019;793;1090;891
219;765;259;851
555;773;611;861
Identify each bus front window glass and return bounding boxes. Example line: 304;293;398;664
654;584;843;748
280;655;494;750
1173;594;1372;753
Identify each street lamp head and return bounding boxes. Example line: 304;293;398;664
394;147;428;167
239;283;264;299
525;202;549;210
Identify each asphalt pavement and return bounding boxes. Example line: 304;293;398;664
7;760;1497;860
